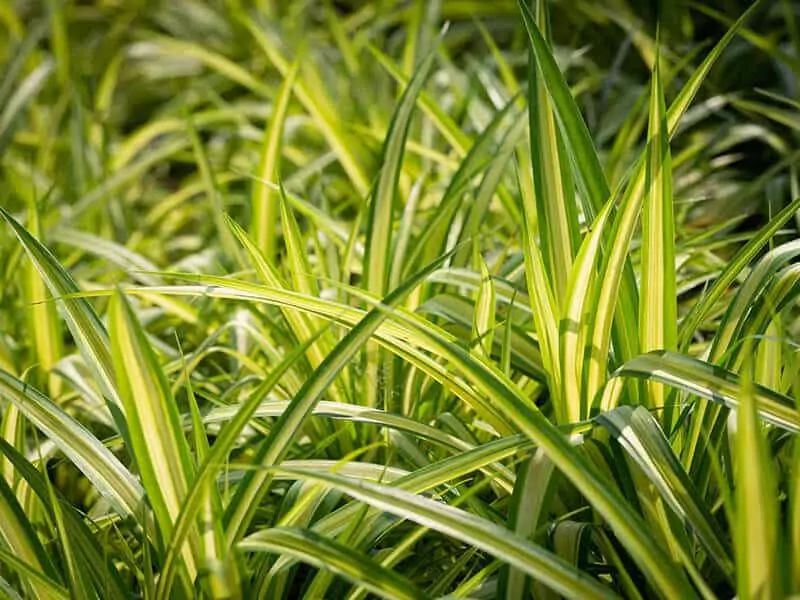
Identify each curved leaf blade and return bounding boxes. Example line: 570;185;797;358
272;468;618;600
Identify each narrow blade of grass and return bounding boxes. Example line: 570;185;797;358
639;49;677;418
598;351;800;433
515;158;561;419
364;37;438;298
525;0;579;303
560;200;615;421
735;352;781;597
499;449;557;600
109;290;198;577
240;527;425;600
364;31;436;409
251;56;300;259
516;0;606;218
22;201;63;396
472;258;496;358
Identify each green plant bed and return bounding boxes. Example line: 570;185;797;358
0;0;799;598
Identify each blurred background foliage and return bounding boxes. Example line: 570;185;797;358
2;0;798;342
1;0;798;233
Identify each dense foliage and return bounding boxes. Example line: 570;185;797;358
1;1;799;598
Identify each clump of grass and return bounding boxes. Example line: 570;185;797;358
1;1;799;598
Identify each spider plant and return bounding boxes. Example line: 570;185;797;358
0;0;799;598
